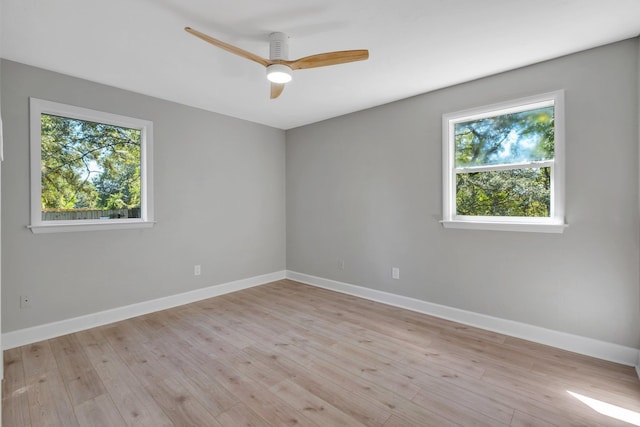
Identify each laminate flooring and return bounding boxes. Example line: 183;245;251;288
3;279;640;426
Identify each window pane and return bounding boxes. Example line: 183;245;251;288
455;106;554;167
456;167;550;217
41;114;142;221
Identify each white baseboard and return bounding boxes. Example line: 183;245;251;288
2;270;286;350
286;270;640;368
5;268;638;373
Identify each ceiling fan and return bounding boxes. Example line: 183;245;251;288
184;27;369;99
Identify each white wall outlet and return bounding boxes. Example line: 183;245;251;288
194;265;201;276
338;259;345;270
20;295;31;309
392;267;400;280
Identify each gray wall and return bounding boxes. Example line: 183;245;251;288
1;59;286;332
287;38;640;348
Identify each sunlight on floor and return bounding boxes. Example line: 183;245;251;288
568;391;640;426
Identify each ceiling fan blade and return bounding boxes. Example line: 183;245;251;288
285;50;369;70
185;27;271;67
270;83;285;99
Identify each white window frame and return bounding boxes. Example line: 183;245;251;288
441;91;566;233
29;98;155;234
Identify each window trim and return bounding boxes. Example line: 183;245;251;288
29;98;155;234
441;91;566;233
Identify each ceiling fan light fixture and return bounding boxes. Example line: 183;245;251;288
266;64;292;83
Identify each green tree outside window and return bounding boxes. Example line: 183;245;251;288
41;114;142;220
454;106;554;217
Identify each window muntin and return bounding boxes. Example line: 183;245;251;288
442;91;565;233
30;98;154;233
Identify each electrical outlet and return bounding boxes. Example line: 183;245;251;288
20;295;31;309
392;267;400;280
338;259;345;270
194;265;201;276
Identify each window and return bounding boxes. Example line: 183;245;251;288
442;91;565;233
29;98;154;233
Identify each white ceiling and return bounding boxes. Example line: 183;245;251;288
2;0;640;130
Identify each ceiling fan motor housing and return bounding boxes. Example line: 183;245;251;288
267;32;293;83
269;32;289;60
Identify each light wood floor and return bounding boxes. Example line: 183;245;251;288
3;279;640;426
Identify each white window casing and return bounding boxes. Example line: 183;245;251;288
441;91;567;233
29;98;155;233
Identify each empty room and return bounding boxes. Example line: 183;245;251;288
1;0;640;426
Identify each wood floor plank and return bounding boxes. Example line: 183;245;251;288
335;319;487;379
504;335;638;378
75;328;175;427
243;345;393;426
2;347;32;427
509;410;558;427
49;334;107;405
25;372;79;427
384;397;462;427
197;354;316;427
163;306;241;357
21;341;79;427
270;379;370;427
133;328;242;418
410;372;515;424
265;336;411;416
143;375;221;426
411;388;510;426
530;359;640;409
216;404;271;427
226;349;295;388
383;413;426;427
74;394;128;427
479;365;630;426
3;279;640;427
103;324;228;426
21;341;57;380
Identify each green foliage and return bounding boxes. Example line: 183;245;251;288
456;168;551;216
454;106;555;217
41;114;141;213
455;107;554;167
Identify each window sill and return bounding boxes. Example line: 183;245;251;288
440;219;567;234
28;220;156;234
